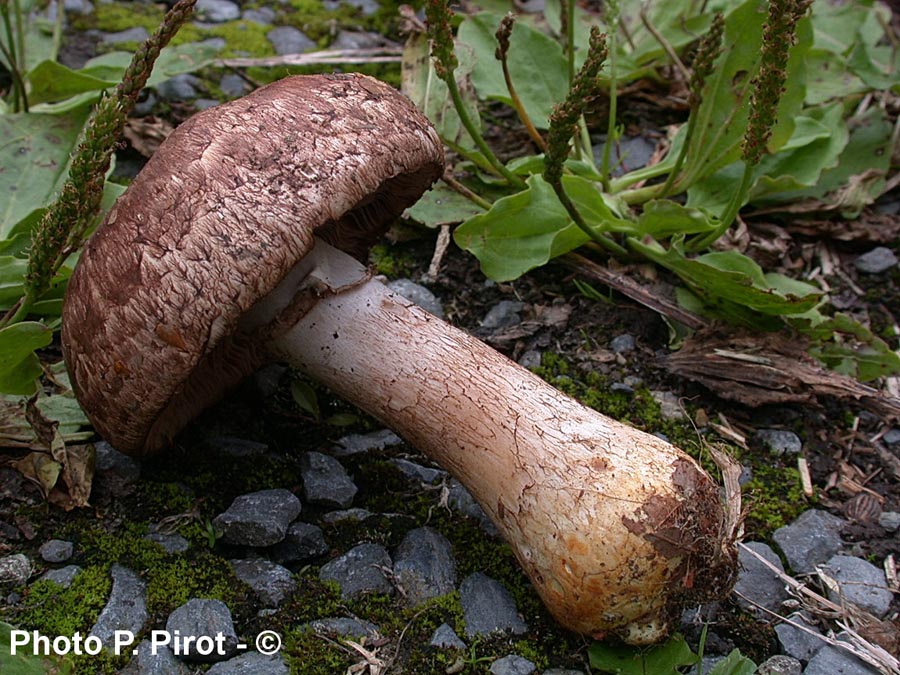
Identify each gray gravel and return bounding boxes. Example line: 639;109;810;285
206;652;290;674
266;26;315;55
121;641;191;675
230;559;296;607
89;565;148;645
772;509;845;573
430;622;466;649
756;429;803;455
165;598;238;662
460;572;527;637
733;541;789;614
270;521;328;564
820;554;893;617
393;526;456;606
387;279;445;318
318;542;394;599
490;654;536;675
40;564;82;588
213;488;301;547
854;247;898;274
39;539;73;563
300;451;358;508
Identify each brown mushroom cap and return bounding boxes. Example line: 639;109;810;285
62;73;444;456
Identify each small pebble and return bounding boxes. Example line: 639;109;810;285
878;511;900;532
241;6;275;24
165;598;238;662
195;0;240;22
213;489;301;547
610;333;636;353
121;640;191;675
490;654;536;675
393;527;456;606
0;554;32;585
89;565;148;644
733;542;789;614
460;572;527;637
39;539;73;563
144;532;190;555
772;509;845;574
882;428;900;449
821;554;893;617
300;451;358;509
756;429;803;455
319;543;393;599
390;458;447;485
650;390;685;421
155;74;200;101
757;654;802;675
270;522;328;564
267;26;316;55
332;429;402;456
305;617;379;639
775;612;824;662
853;247;898;274
387;279;444;318
230;559;296;607
99;27;150;44
481;300;524;329
206;651;290;675
804;640;880;675
430;622;466;649
518;350;542;368
40;565;82;589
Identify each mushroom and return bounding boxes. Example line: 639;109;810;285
61;73;736;644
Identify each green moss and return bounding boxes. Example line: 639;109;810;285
16;566;111;636
84;2;165;32
172;21;277;58
369;242;419;278
76;522;167;569
742;464;812;538
145;552;248;618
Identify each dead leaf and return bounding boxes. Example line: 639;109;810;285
123;116;175;157
11;451;61;496
664;328;900;420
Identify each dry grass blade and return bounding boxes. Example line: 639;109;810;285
737;542;900;674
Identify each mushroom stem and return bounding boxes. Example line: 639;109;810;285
268;240;737;643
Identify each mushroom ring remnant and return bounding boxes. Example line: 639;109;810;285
62;73;737;643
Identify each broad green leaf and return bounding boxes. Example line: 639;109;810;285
291;379;320;420
636;200;718;238
0;108;91;237
401;32;482;153
0;322;53;395
457;13;569;129
807;314;900;381
630;238;822;319
681;0;811;185
405;184;487;228
26;41;222;107
0;0;57;73
589;634;697;674
454;175;631;281
0;256;28;309
707;649;757;675
0;622;74;674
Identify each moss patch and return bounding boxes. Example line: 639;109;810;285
15;566;111;637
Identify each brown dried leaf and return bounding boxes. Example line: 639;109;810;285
665;328;900;419
123;116;175;157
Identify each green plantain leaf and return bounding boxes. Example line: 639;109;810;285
0;322;53;395
454;175;632;281
589;634;697;674
457;13;569;129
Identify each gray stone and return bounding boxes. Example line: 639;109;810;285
593;134;656;176
241;6;275;24
490;654;536;675
39;539;73;563
301;452;357;508
387;279;444;318
270;521;328;564
517;350;542;369
165;599;238;662
756;429;803;455
390;458;447;485
481;300;524;329
206;652;290;675
94;440;141;482
219;73;249;99
772;509;845;573
323;0;379;15
757;655;801;675
266;26;316;55
194;99;221;111
90;565;148;645
882;428;900;449
0;554;32;585
610;333;636;353
63;0;93;15
100;27;150;44
775;612;824;662
429;622;466;649
319;543;393;599
121;641;190;675
231;559;296;607
854;247;898;274
330;30;394;50
144;532;190;555
650;390;685;420
879;511;900;532
734;541;789;614
132;92;158;116
821;554;893;617
611;382;634;395
213;489;301;547
685;656;726;675
196;0;240;22
305;617;379;639
40;565;82;588
448;479;498;536
459;572;527;637
803;642;880;675
393;527;456;606
319;508;373;525
332;429;403;456
155;74;200;101
210;437;268;457
543;670;585;675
